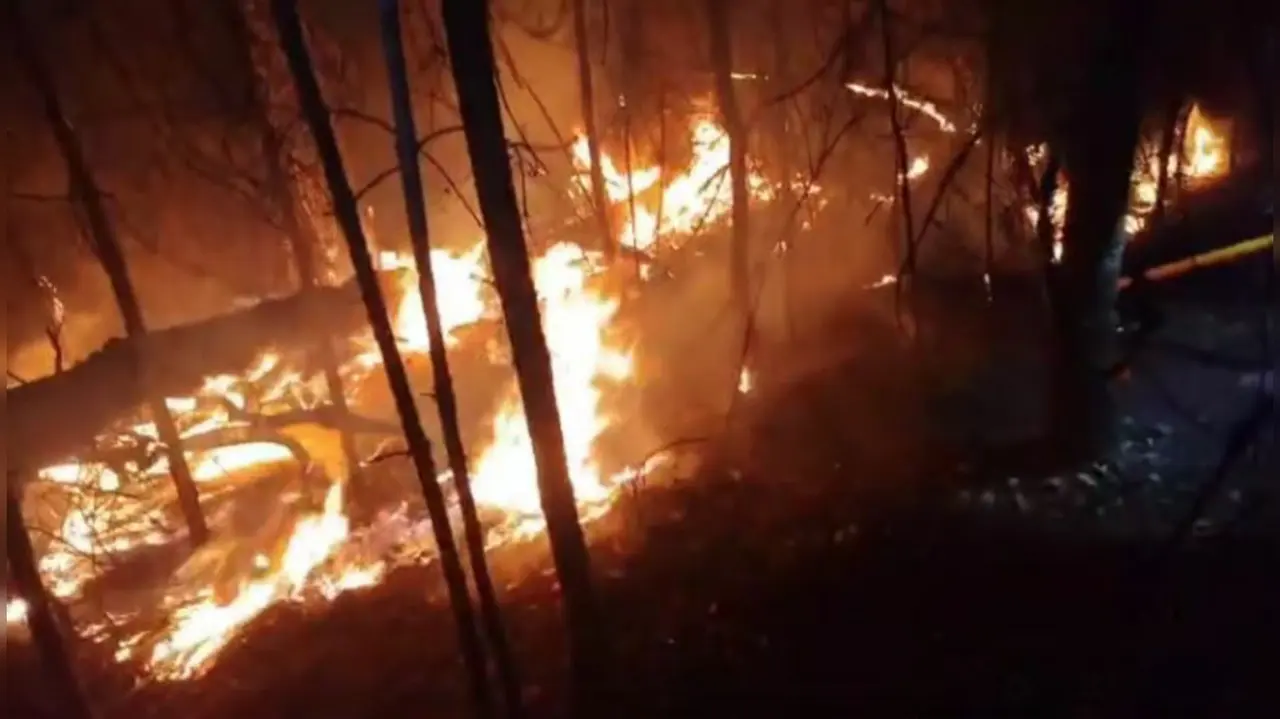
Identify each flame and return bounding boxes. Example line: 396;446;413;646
1025;103;1228;259
6;598;30;626
375;245;491;353
21;96;1229;682
143;481;378;679
24;111;781;680
571;113;774;253
470;244;633;531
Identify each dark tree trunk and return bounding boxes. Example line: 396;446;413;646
706;0;751;323
572;0;615;260
439;0;608;713
378;1;523;716
1047;0;1150;462
1151;99;1187;228
270;3;495;717
219;0;365;494
876;0;916;274
6;1;209;547
7;480;96;719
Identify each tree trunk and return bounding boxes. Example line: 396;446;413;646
769;0;796;340
706;0;751;324
439;0;608;713
379;1;523;716
619;0;643;265
221;0;365;493
1047;0;1150;463
6;1;208;547
571;0;615;260
1151;98;1187;228
269;2;494;716
7;480;96;719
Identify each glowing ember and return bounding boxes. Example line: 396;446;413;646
846;81;958;134
6;598;29;626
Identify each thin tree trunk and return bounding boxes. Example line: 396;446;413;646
220;0;365;494
706;0;751;324
769;0;796;340
876;0;916;306
1047;0;1150;463
619;0;643;271
572;0;615;260
1151;98;1186;228
439;0;608;713
7;480;96;719
6;1;208;547
378;1;523;716
270;2;494;717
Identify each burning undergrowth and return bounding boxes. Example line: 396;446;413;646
8;108;782;683
7;92;1231;689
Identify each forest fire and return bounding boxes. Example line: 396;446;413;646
16;113;774;681
10;81;1234;684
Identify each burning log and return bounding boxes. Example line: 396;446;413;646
70;407;400;480
4;279;397;478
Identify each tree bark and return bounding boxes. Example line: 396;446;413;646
6;3;208;546
440;0;608;713
220;0;366;493
571;0;615;260
379;1;523;716
1047;0;1150;462
269;2;494;716
7;480;96;719
706;0;751;324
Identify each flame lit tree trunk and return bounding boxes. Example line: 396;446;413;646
439;0;609;713
769;0;796;339
6;2;209;547
571;0;615;260
706;0;752;327
1047;0;1150;463
221;0;365;495
877;0;917;328
270;2;495;716
619;0;644;268
378;1;523;715
6;480;95;719
1150;99;1187;228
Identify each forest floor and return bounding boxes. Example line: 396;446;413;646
10;258;1278;719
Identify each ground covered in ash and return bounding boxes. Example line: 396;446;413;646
10;265;1277;719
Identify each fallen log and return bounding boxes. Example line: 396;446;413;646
67;407;401;472
5;274;406;476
